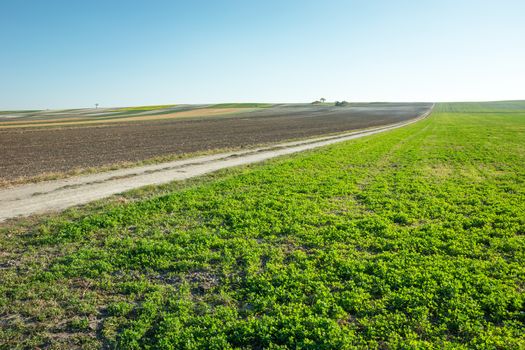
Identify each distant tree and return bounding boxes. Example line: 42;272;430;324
335;101;349;107
95;103;99;109
320;98;326;103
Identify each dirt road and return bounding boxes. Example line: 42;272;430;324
0;105;433;223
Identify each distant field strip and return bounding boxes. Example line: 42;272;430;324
0;107;256;128
1;102;523;348
211;103;274;108
117;104;177;112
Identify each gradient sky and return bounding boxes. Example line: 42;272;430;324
1;0;524;109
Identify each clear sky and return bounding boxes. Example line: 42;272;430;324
1;0;524;109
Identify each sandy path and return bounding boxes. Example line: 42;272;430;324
0;105;433;222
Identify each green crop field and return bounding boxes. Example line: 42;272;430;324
1;103;524;349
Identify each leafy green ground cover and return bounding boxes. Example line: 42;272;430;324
1;103;524;349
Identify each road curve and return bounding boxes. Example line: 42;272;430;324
0;105;433;223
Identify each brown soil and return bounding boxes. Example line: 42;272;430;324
0;103;431;181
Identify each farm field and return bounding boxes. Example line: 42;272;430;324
0;103;430;183
0;102;523;348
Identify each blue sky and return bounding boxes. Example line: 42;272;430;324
1;0;524;109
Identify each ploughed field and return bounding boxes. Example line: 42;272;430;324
0;103;431;181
